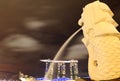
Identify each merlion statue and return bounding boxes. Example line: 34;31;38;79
78;1;120;81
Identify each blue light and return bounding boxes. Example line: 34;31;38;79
36;77;45;80
36;77;71;81
52;78;71;81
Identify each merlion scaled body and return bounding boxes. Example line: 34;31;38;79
78;1;120;80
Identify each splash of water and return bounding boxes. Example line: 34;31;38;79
44;27;82;79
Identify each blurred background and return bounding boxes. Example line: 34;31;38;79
0;0;120;79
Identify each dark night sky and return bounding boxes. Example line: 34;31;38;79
0;0;120;79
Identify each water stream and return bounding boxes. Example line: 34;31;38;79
44;27;82;79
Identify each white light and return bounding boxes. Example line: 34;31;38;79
19;77;26;81
2;34;41;52
25;20;47;30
